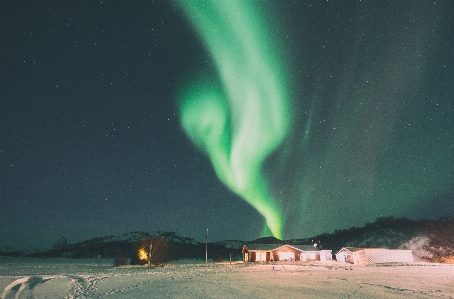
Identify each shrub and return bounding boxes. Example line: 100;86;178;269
149;237;170;266
114;252;129;266
214;253;223;262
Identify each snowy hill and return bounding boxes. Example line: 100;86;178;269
26;231;205;260
5;211;453;262
291;216;429;253
434;211;454;221
0;241;46;256
214;240;245;249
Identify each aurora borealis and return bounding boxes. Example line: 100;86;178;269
177;1;290;239
176;0;454;240
1;1;453;246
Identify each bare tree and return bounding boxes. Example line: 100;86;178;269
132;236;170;267
149;237;169;267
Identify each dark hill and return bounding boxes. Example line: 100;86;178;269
17;211;454;263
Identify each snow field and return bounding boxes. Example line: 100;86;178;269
1;258;453;298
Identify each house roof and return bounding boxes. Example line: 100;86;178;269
291;245;321;251
246;244;321;252
336;247;389;255
246;244;279;251
336;247;362;254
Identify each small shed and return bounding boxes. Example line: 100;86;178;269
335;247;360;263
336;247;414;265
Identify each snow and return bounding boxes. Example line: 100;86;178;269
400;235;430;261
1;257;453;298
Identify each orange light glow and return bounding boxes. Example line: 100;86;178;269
138;248;148;260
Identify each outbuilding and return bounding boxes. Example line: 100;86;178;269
336;247;414;265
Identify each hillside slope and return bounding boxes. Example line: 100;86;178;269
5;212;451;263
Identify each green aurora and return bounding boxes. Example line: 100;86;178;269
1;0;452;246
176;1;290;239
175;1;454;240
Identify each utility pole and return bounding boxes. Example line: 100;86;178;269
148;241;152;272
205;229;208;265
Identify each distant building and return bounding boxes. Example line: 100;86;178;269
335;247;413;265
244;244;332;262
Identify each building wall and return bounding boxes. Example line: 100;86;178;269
249;247;333;262
335;252;348;262
353;251;368;265
335;249;353;263
250;251;271;262
275;250;297;261
320;250;333;261
351;249;414;265
365;249;413;264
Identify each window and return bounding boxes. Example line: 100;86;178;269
278;252;295;261
256;252;267;261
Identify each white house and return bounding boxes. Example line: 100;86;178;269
244;244;332;262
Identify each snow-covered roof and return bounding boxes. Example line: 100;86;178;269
246;244;280;251
246;244;322;252
336;247;390;255
291;245;321;251
336;247;361;254
274;244;320;252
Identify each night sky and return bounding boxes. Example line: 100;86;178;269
1;1;453;247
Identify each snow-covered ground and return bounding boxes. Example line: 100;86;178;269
1;257;453;298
